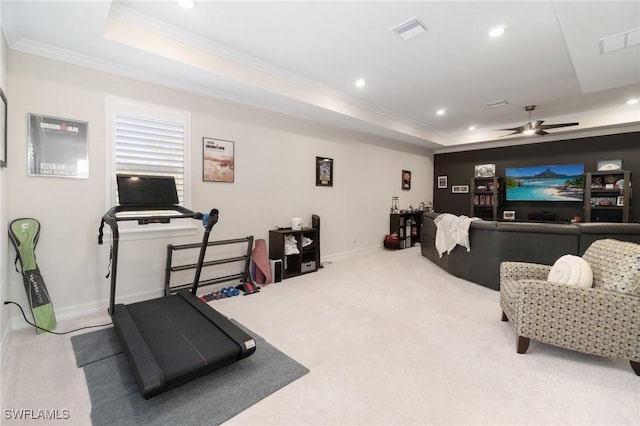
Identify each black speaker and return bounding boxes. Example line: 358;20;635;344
312;214;323;268
269;259;282;283
528;211;556;221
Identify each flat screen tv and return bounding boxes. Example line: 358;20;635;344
505;163;584;202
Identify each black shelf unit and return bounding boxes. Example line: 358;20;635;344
470;177;504;220
269;228;319;279
389;212;422;249
584;170;631;223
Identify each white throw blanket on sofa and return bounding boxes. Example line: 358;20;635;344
433;213;481;258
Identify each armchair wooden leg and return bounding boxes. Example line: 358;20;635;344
501;311;508;322
517;336;530;354
631;361;640;376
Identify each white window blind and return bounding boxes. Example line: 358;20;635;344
105;97;193;238
114;113;185;205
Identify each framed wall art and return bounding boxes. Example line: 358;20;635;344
203;137;234;182
474;164;495;178
451;185;469;194
402;170;411;190
316;156;333;187
597;159;622;171
27;113;88;178
437;175;447;188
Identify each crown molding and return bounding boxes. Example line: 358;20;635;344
8;38;443;151
434;122;640;154
107;4;441;135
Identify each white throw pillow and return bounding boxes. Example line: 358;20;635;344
548;255;593;288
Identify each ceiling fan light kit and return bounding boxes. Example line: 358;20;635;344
498;105;579;137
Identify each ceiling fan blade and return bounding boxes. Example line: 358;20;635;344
499;131;522;137
539;122;579;130
495;107;578;136
497;126;525;133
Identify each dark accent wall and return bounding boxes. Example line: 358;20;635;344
434;131;639;223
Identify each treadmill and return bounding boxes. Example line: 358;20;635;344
98;174;256;399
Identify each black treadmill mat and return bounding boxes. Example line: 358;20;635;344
71;325;310;426
126;294;241;383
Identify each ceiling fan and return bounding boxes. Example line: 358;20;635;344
498;105;579;137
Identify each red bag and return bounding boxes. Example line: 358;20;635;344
384;233;401;250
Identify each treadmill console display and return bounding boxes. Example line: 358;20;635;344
117;174;179;206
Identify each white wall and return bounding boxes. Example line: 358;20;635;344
6;50;433;321
0;6;10;357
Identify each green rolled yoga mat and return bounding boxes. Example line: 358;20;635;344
9;218;56;334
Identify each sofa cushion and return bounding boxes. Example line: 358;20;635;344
421;212;640;292
548;255;593;288
582;239;640;295
576;223;640;254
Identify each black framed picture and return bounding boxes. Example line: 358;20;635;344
437;175;447;188
27;113;88;178
402;170;411;190
0;88;6;168
316;156;333;186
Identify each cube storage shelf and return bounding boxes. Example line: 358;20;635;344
584;170;631;223
470;176;504;220
389;212;422;249
269;228;319;279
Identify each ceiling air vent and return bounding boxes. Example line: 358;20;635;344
600;28;640;54
391;17;427;41
486;99;508;108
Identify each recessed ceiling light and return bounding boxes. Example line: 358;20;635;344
468;125;477;131
177;0;196;9
626;98;639;105
436;108;446;116
355;78;366;88
489;26;506;38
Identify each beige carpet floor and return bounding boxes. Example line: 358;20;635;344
2;247;638;425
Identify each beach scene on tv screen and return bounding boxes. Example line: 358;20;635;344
505;163;584;201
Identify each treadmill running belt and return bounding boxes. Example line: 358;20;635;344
126;295;241;383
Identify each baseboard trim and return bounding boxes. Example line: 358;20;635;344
8;288;164;331
0;322;12;366
6;245;389;330
323;244;382;263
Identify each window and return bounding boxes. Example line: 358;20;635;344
105;97;193;238
113;114;186;204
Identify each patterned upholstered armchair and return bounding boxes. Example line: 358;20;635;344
500;238;640;375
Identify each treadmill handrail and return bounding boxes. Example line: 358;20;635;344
104;204;201;222
98;205;201;244
99;204;212;315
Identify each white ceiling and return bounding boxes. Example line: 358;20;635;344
2;1;639;150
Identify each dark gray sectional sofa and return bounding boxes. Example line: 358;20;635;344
420;211;640;291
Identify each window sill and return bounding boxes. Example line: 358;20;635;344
100;221;198;243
